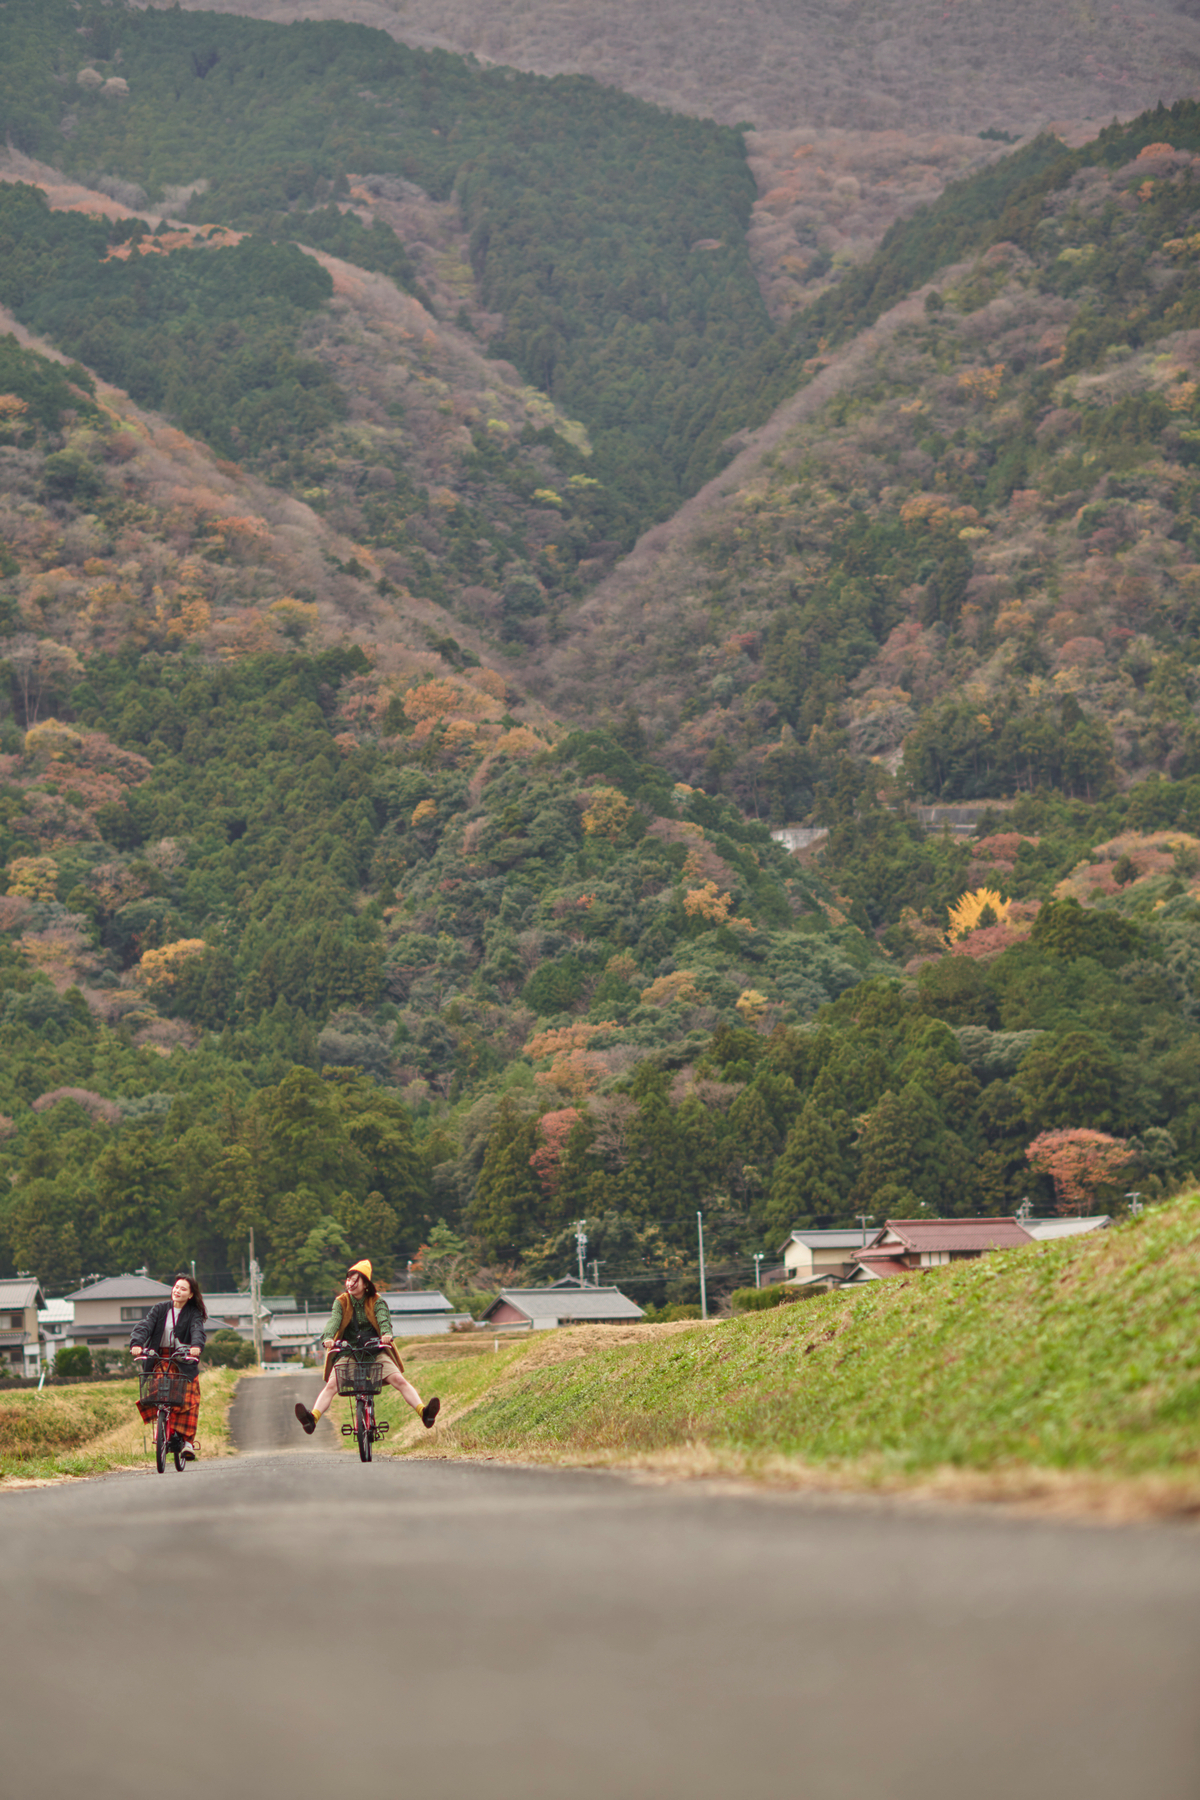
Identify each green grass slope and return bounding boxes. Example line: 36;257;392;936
410;1196;1200;1505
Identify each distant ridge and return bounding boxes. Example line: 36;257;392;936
140;0;1200;134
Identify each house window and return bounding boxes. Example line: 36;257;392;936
120;1306;152;1322
8;1314;22;1330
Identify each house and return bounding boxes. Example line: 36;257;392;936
203;1291;263;1336
202;1291;324;1363
37;1297;75;1354
64;1274;172;1349
201;1289;272;1362
378;1290;475;1336
851;1217;1033;1278
778;1229;881;1288
266;1311;323;1361
481;1285;645;1330
0;1277;47;1374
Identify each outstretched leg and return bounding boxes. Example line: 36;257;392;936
295;1367;340;1434
384;1365;440;1428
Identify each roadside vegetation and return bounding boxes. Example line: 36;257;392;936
382;1195;1200;1515
0;1366;238;1482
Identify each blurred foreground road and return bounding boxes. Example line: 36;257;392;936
1;1373;1197;1800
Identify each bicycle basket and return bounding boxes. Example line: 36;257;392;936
334;1358;385;1396
139;1365;192;1408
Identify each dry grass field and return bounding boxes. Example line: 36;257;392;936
0;1368;240;1484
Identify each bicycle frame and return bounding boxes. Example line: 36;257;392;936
331;1338;391;1463
137;1351;196;1474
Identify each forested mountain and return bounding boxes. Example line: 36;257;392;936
2;0;768;544
3;4;1200;1313
137;0;1200;139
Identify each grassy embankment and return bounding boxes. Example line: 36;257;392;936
0;1368;240;1484
371;1197;1200;1517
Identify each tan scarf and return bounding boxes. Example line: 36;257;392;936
335;1291;379;1335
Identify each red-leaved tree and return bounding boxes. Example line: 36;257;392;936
529;1108;582;1196
1025;1129;1131;1215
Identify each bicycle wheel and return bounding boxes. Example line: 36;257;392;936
173;1434;186;1473
356;1395;372;1463
155;1411;167;1474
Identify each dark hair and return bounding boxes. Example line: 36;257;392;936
347;1268;377;1301
171;1273;208;1321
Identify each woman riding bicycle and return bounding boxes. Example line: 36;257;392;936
130;1274;208;1462
294;1260;440;1435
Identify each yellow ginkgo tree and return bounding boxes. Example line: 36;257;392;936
945;887;1011;942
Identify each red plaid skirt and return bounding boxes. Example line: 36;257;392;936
137;1376;200;1443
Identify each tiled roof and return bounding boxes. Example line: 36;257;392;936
393;1313;475;1335
64;1274;172;1302
380;1291;454;1314
780;1230;877;1253
851;1254;910;1277
268;1316;322;1339
0;1278;44;1308
1023;1216;1111;1240
483;1286;645;1323
871;1218;1032;1252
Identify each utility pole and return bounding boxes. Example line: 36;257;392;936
248;1229;263;1369
857;1213;873;1246
575;1221;587;1287
590;1259;602;1287
697;1210;708;1321
753;1252;764;1289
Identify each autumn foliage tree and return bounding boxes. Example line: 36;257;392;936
529;1108;582;1196
1026;1129;1131;1216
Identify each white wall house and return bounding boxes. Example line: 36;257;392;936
778;1230;878;1286
0;1278;46;1374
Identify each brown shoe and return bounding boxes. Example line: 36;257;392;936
294;1403;317;1435
421;1397;441;1429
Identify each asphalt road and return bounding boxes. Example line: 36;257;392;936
1;1380;1197;1800
227;1367;342;1452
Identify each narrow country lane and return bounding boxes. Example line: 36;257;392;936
227;1367;341;1452
1;1425;1197;1800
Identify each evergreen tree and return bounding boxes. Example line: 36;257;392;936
470;1100;543;1262
764;1100;855;1236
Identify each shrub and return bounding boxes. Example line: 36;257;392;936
730;1284;801;1311
641;1302;702;1322
54;1346;93;1377
203;1328;257;1368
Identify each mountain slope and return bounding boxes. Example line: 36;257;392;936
531;110;1200;828
139;0;1200;137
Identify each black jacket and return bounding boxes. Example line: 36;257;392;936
129;1299;207;1354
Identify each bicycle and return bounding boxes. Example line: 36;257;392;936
330;1337;391;1463
136;1351;197;1474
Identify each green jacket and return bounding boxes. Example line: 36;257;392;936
322;1291;393;1345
